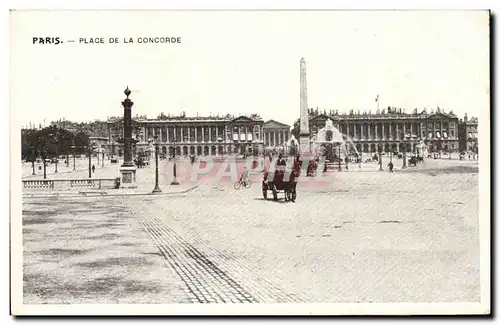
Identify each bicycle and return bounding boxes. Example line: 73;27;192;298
234;179;251;190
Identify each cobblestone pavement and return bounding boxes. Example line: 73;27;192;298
122;197;308;303
120;166;480;303
23;160;480;303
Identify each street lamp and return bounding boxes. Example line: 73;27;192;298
88;142;97;178
70;138;76;171
402;135;408;169
378;143;383;171
48;130;58;173
43;156;47;179
31;148;36;175
338;145;342;172
152;135;162;193
171;136;180;185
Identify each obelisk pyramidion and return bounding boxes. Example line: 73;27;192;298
299;58;311;153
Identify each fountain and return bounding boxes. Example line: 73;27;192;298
415;140;429;157
310;118;360;166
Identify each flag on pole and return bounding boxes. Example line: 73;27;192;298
375;95;379;102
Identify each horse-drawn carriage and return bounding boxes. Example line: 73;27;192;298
262;163;300;202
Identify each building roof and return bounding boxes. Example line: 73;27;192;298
468;117;478;124
108;114;264;124
263;119;290;129
308;107;459;121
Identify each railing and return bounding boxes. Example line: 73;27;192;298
23;180;54;189
23;178;118;191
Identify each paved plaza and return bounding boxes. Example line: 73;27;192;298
22;157;480;304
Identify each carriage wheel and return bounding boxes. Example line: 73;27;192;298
243;180;251;189
262;189;267;199
234;181;241;190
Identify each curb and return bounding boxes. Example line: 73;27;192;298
22;185;199;199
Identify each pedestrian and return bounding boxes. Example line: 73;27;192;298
387;161;394;172
277;154;286;166
92;164;95;174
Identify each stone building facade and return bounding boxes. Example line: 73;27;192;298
458;113;479;153
262;120;291;148
308;107;460;154
106;114;265;157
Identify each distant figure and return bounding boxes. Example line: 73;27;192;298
387;161;394;172
344;156;349;170
277;154;286;166
92;164;95;173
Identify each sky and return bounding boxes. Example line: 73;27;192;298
10;10;490;128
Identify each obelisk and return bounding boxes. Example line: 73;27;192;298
299;58;311;153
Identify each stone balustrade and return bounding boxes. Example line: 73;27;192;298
23;178;119;191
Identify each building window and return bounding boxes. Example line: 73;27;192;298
450;130;454;137
254;125;260;140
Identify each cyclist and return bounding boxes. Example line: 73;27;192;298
240;166;249;186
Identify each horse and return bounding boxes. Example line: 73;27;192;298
283;159;301;202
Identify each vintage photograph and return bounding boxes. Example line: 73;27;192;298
10;10;489;315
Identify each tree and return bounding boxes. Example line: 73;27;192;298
74;131;90;154
21;129;38;161
291;118;300;140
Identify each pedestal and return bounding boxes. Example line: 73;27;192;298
299;134;311;153
119;166;137;188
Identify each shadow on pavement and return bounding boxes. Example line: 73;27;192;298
253;197;291;204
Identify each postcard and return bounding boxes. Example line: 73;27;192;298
10;9;490;315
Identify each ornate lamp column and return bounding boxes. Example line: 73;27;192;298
119;86;138;188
